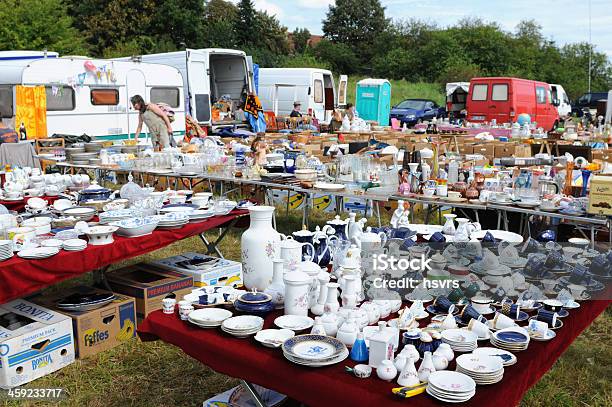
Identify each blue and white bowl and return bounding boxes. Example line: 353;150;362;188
110;217;159;237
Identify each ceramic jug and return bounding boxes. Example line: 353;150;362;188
296;261;324;308
280;236;315;272
418;351;436;383
313;226;336;267
322;215;349;241
282;270;311;316
310;272;330;316
241;206;281;290
360;227;387;256
293;228;317;262
397;356;420;387
264;258;286;309
442;213;457;235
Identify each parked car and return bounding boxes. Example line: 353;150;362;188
466;77;559;130
571;91;609;117
389;99;445;126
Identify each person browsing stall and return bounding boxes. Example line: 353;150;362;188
290;101;303;118
131;95;173;151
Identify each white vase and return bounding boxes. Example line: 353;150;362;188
264;258;286;309
418;351;436;383
454;218;471;242
397;356;420;387
442;213;457;235
283;270;311;316
341;274;359;308
323;282;340;313
241;206;281;290
311;272;330;315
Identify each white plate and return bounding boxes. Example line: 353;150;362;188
456;353;503;374
313;182;345;191
17;247;59;259
41;239;63;248
428;371;476;394
254;329;295;348
189;308;233;325
222;315;264;331
441;329;478;344
274;315;314;331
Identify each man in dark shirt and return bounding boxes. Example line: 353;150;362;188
289;101;302;118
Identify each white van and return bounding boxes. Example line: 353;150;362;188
550;84;571;118
118;49;253;130
258;68;347;123
0;51;185;142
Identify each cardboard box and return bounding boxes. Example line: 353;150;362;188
35;287;137;359
150;253;243;288
588;175;612;216
495;143;516;158
514;144;532;157
458;144;474;155
107;265;193;321
0;300;75;388
473;144;495;158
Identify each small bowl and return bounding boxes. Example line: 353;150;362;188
350;364;372;378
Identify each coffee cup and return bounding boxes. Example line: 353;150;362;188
169;195;187;205
541;279;557;292
493;312;516;330
566;284;586;299
470;296;492;314
491;287;506;302
536;309;558;328
162;298;176;314
433;296;455;313
569;264;589;284
527;319;549;337
447;191;462;199
179;304;194;320
501;303;521;319
542;299;563;313
467;318;490;338
460;304;485;324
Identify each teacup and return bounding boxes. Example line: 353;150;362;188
501;303;521;319
433;296;455;313
169;195;187;205
460;304;485;324
491;287;506;303
6;191;20;199
527;319;549;337
162;298;176;314
566;284;586;299
524;255;546;278
542;299;563;313
541;279;557;292
492;312;516;330
470;296;492;313
468;318;490;338
536;309;558;328
569;264;589;284
423;187;435;197
447;191;462;199
464;282;480;298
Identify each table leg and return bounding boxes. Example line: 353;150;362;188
240;380;268;407
92;266;112;291
198;217;240;258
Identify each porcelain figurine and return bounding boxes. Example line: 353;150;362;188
391;200;411;228
242;206;281;290
397;356;420;387
264;258;286;309
432;354;448;370
310;317;327;336
398;169;411;195
341;274;359;308
350;333;369;363
418;351;436;382
376;359;398;382
320;311;339;337
336;316;359;348
311;272;330;316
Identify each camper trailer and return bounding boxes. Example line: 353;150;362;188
0;52;185;142
118;49;253;131
258;68;348;122
446;82;469;119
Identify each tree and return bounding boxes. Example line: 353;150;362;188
282;54;331;70
322;0;389;62
149;0;206;49
203;0;239;48
236;0;259;48
372;48;417;80
313;39;359;74
0;0;86;54
292;28;311;54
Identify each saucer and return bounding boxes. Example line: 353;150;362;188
528;329;556;341
555;309;569;318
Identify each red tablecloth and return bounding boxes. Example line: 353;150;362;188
0;196;59;213
0;210;248;303
138;300;610;407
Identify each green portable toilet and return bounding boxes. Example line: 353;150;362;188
355;78;392;126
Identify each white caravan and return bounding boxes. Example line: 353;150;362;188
118;49;253;130
258;68;348;123
0;51;185;142
550;84;572;118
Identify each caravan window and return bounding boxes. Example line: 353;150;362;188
0;86;12;117
45;86;75;111
314;80;323;103
151;87;180;108
90;89;119;105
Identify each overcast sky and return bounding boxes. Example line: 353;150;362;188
244;0;612;58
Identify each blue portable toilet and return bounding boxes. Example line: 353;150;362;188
355;78;392;126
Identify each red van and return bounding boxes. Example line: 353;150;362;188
466;77;560;130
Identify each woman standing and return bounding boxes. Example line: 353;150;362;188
130;95;173;150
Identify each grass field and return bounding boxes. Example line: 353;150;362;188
3;209;610;407
345;77;446;107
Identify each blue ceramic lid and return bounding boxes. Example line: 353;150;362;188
238;290;272;304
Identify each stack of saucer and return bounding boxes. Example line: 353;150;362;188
188;209;215;223
221;315;264;338
490;327;530;352
282;335;348;367
456;353;504;385
17;247;60;259
441;328;478;352
188;308;232;328
426;371;476;403
473;347;517;366
0;240;14;261
98;209;137;224
156;213;190;229
62;239;88;252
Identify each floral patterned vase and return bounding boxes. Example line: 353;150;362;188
241;206;281;290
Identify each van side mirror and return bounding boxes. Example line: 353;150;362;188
552;98;560;106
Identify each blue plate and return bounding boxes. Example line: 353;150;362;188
496;331;528;343
556;309;569;318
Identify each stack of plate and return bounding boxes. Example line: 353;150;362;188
490;327;530;352
188;308;233;328
156;213;190;229
62;239;87;252
473;347;517;366
221;315;264;338
63;206;96;221
56;291;115;311
0;240;14;261
455;353;504;385
99;209;137;224
282;335;348;367
441;328;478;352
274;315;314;331
426;371;476;403
188;209;215;223
17;247;60;259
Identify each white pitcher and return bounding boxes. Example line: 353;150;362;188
241;206;281;290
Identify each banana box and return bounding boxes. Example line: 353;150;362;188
34;287;136;359
0;299;75;389
150;253;243;288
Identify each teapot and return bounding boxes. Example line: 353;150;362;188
360;226;387;255
322;215;349;241
312;226;337;267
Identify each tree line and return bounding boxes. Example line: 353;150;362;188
1;0;610;99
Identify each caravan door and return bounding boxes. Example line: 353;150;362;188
311;71;325;120
126;70;146;139
337;75;348;108
186;50;210;124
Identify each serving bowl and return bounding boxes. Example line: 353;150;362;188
110;217;159;237
85;225;118;245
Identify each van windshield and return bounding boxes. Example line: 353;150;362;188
396;100;426;110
